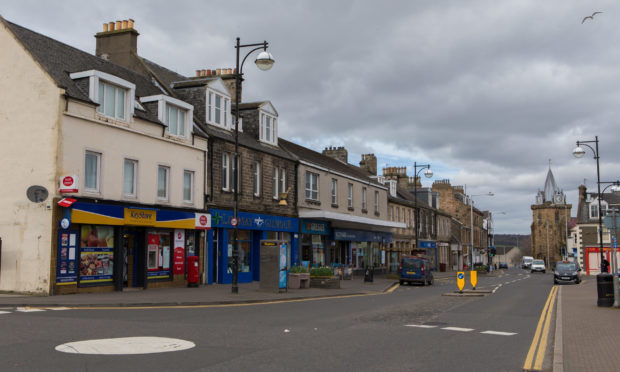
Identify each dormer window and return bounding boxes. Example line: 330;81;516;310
590;199;608;219
70;70;135;122
207;89;231;129
140;95;193;138
260;113;277;145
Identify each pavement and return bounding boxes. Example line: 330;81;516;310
554;277;620;372
0;271;461;308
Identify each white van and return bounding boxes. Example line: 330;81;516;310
521;256;534;269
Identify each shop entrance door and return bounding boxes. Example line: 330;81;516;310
121;228;145;288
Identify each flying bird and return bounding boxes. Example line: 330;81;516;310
582;11;603;24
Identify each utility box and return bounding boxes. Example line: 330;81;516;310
260;240;287;292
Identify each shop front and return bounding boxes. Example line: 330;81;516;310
300;219;330;268
419;240;438;271
207;209;299;284
333;229;392;274
54;201;209;294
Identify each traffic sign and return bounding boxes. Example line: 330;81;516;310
457;272;465;292
231;217;238;227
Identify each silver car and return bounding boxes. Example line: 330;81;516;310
531;259;546;273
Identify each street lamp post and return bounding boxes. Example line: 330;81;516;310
412;162;433;254
573;136;605;272
231;38;274;294
469;192;493;269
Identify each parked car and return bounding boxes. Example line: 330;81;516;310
531;259;546;273
499;262;508;269
554;261;581;284
399;256;433;286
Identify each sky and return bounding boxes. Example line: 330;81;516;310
3;0;620;234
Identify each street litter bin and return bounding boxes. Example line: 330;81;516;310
187;255;199;287
597;273;613;307
364;266;374;283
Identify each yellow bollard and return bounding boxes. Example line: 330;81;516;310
457;272;465;293
470;270;478;290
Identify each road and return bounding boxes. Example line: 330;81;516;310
0;268;555;371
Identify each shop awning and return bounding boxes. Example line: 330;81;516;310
299;210;406;230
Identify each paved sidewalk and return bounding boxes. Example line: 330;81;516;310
0;275;402;308
557;278;620;372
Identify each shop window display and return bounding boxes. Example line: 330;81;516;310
147;231;172;279
228;230;251;273
79;225;114;284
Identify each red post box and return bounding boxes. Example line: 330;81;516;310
187;255;199;287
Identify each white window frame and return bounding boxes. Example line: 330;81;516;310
374;191;379;213
306;172;319;201
331;179;338;205
280;168;286;196
140;95;194;138
183;170;194;204
206;88;231;129
157;165;170;201
222;153;230;191
348;183;353;208
273;168;279;200
123;158;137;198
253;161;261;197
84;150;101;193
260;112;278;145
590;200;608;219
70;70;135;122
362;187;367;211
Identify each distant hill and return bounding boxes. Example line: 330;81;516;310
494;234;531;255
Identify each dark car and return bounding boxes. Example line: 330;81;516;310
554;261;581;284
399;256;433;286
499;262;508;269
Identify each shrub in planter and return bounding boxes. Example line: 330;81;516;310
310;267;334;277
289;265;309;274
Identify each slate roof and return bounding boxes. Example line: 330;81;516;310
4;19;164;126
279;138;383;187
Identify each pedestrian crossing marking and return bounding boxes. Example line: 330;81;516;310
0;311;11;314
15;307;45;312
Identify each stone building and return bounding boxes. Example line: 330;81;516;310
530;167;571;267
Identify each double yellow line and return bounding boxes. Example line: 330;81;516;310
523;285;558;371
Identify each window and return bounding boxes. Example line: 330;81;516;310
70;70;135;123
305;172;319;200
166;104;186;137
374;191;379;213
232;154;238;192
253;161;261;196
396;207;400;222
222;153;230;191
157;166;169;201
590;201;608;219
273;168;279;199
183;170;194;203
389;207;393;221
207;90;230;128
85;151;101;193
348;183;353;208
362;187;367;211
280;168;286;196
123;159;137;197
331;179;338;205
98;81;126;119
260;113;278;145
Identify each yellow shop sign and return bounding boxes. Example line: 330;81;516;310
124;208;156;226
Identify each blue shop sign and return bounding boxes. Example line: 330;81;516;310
419;241;437;249
333;228;392;243
301;219;330;235
210;209;299;232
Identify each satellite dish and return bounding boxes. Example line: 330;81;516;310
27;185;49;203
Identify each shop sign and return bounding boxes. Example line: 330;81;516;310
59;175;78;193
173;230;185;274
333;228;392;243
195;213;211;230
124;208;156;226
210;209;299;232
419;241;437;249
301;219;330;235
56;229;78;285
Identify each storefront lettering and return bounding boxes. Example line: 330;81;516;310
124;208;156;226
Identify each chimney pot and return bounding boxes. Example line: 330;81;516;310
122;20;128;29
196;70;201;77
116;20;122;30
109;22;115;31
128;19;134;28
103;23;109;32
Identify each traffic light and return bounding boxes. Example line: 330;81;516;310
490;247;496;257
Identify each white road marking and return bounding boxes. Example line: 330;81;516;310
15;308;44;312
0;311;11;315
480;331;517;336
47;307;71;311
405;324;437;328
441;327;474;332
492;284;503;293
55;337;195;355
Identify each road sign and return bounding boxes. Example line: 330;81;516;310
231;217;238;227
470;270;478;290
457;272;465;292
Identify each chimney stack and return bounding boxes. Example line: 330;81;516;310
322;146;348;163
95;19;141;72
359;154;377;175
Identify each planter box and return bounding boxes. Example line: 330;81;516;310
288;273;310;289
310;276;340;289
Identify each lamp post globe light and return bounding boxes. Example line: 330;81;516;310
412;162;433;255
231;38;274;294
469;192;493;270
